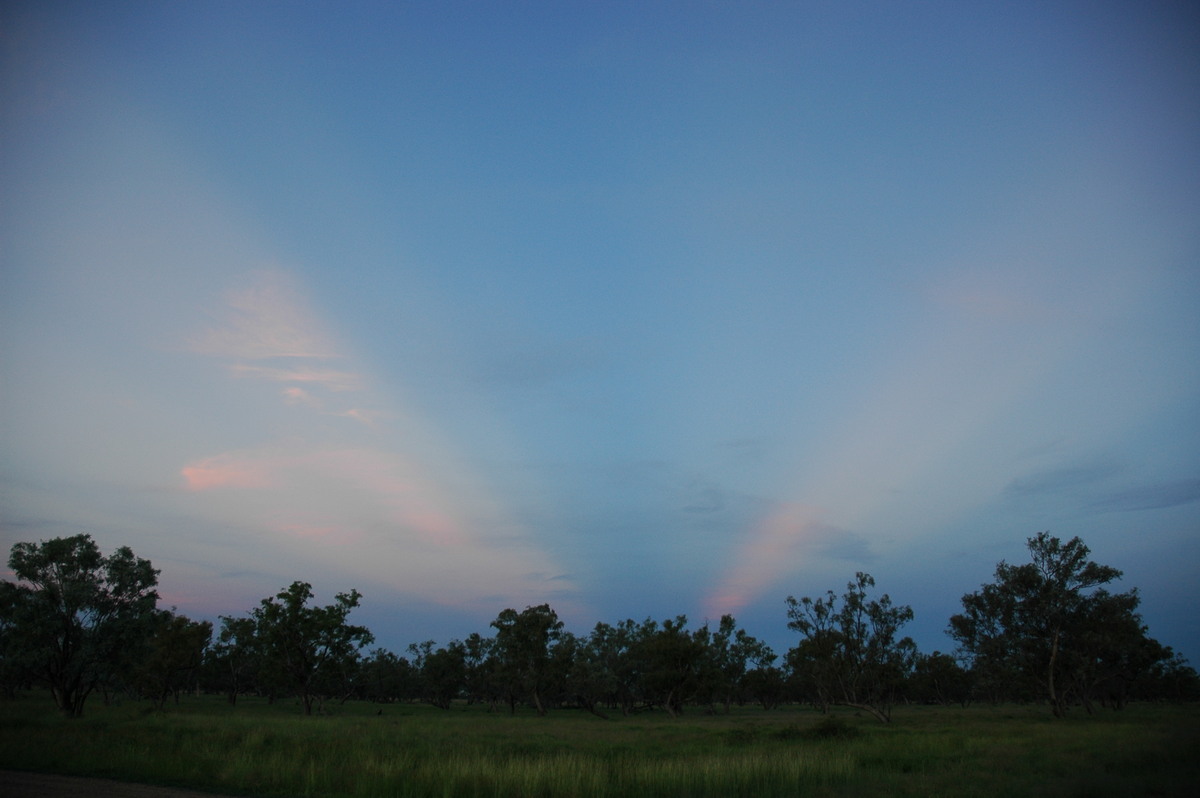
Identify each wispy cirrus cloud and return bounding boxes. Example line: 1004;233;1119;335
1001;461;1199;514
177;269;579;613
702;251;1148;620
189;269;339;360
282;386;321;408
230;364;362;391
333;408;384;427
191;269;374;421
1004;461;1124;498
181;453;278;491
1090;478;1200;513
180;445;465;547
702;503;869;618
269;521;361;545
177;443;578;610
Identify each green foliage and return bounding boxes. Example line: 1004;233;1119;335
724;717;859;745
1136;651;1200;702
1;535;159;717
2;695;1197;797
3;532;1191;728
694;614;776;714
131;610;212;709
247;581;374;715
805;714;861;740
909;651;972;707
490;604;564;715
204;615;258;705
786;572;916;722
637;615;706;717
949;533;1172;716
406;639;466;709
358;647;418;703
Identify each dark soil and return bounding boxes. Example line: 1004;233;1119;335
0;771;236;798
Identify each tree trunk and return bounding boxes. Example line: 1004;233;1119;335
1047;628;1065;718
843;701;890;723
582;700;610;720
53;683;89;718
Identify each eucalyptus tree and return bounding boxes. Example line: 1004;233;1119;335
696;615;775;713
1135;650;1200;702
1;535;159;717
134;609;212;708
742;664;787;710
786;572;916;722
909;651;972;707
205;615;259;705
489;603;563;715
586;620;641;716
561;626;619;718
407;639;467;709
949;533;1168;716
460;632;499;708
638;615;706;717
357;648;416;703
249;581;374;715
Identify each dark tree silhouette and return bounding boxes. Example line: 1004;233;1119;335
134;609;212;709
1;535;159;717
786;572;915;722
248;581;373;715
949;532;1170;716
490;604;564;715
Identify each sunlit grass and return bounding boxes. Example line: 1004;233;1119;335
2;694;1197;796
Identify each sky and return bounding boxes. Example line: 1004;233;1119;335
2;1;1198;661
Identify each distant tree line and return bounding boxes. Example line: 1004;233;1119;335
2;533;1196;720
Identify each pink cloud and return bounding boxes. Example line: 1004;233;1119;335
189;269;339;360
702;503;824;618
311;448;469;547
282;386;321;407
270;521;361;544
231;364;361;391
181;454;276;491
333;408;382;426
179;445;470;548
925;268;1053;322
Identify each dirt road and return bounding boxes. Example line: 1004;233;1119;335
0;771;236;798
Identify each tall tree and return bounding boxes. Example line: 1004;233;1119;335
489;604;563;715
0;535;159;717
786;572;915;722
205;615;259;705
584;620;641;716
948;532;1167;717
638;616;705;718
559;628;615;719
358;648;418;704
134;610;212;709
407;639;466;709
909;651;972;707
249;581;373;715
461;632;499;708
696;615;775;713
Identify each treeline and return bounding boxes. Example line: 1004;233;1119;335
2;533;1196;721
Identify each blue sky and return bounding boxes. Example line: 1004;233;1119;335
2;0;1198;660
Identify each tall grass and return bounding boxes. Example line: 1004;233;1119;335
2;694;1197;796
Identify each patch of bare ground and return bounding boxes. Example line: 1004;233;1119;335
0;771;236;798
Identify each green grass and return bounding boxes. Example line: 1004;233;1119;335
2;694;1197;796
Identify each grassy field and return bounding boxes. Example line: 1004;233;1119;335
1;693;1197;797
